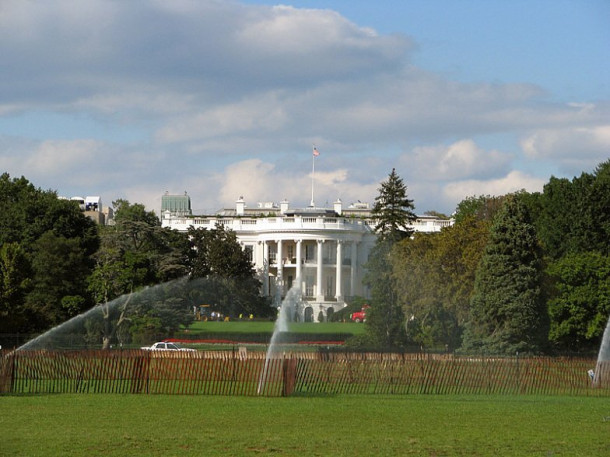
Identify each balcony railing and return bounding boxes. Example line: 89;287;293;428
163;213;453;234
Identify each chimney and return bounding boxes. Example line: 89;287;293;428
280;199;289;214
236;196;245;216
333;198;343;215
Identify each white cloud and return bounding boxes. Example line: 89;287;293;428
409;139;512;180
156;93;289;143
218;159;278;204
443;170;547;203
521;125;610;174
24;139;101;174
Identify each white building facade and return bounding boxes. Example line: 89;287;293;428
161;195;453;322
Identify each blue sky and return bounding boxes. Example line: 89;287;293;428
0;0;608;215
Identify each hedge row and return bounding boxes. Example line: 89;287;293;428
174;331;354;344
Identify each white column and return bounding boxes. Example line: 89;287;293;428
295;239;302;294
263;241;269;296
276;239;283;302
316;239;324;302
335;240;343;302
350;241;358;297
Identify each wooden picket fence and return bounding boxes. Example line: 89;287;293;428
1;349;608;397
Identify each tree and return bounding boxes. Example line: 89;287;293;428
391;215;490;350
371;168;417;243
0;242;32;333
88;200;190;348
0;173;99;255
391;233;446;348
187;225;255;279
363;239;408;347
586;160;610;256
87;242;135;349
453;194;506;225
25;231;93;331
0;174;99;335
546;251;610;352
463;194;548;354
186;225;269;317
533;160;610;260
363;169;417;347
533;176;584;260
113;199;160;227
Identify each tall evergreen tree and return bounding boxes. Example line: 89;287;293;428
364;169;416;347
463;193;548;354
363;239;408;347
371;168;417;243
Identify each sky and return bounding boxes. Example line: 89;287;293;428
1;0;608;215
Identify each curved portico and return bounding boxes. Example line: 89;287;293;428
250;222;374;321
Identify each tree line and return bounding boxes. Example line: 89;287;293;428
0;173;272;347
2;158;609;354
361;161;610;355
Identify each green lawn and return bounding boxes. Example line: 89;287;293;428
185;320;366;335
1;393;609;456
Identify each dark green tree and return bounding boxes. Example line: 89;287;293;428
0;242;32;333
0;173;99;255
25;231;92;331
113;199;160;227
586;160;610;256
364;169;417;347
186;225;269;317
363;239;408;347
533;160;610;260
533;176;584;260
371;168;417;243
0;174;99;335
546;251;610;352
463;193;548;354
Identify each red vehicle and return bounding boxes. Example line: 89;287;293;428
350;305;370;323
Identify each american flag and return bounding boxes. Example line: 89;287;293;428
313;146;320;156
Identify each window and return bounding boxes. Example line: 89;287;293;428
323;243;336;263
326;275;334;297
305;244;315;261
305;275;314;296
244;245;253;262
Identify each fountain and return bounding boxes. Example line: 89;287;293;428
593;315;610;388
16;276;218;351
257;284;302;394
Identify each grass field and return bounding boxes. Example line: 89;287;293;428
2;393;609;456
185;320;366;335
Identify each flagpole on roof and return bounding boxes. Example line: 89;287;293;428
311;145;319;207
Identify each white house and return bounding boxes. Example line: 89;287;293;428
161;194;453;322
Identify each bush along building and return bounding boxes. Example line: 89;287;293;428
161;193;452;322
